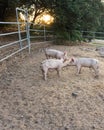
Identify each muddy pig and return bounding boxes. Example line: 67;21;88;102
41;58;70;80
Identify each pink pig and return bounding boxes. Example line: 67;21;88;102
41;58;70;80
44;48;68;60
69;57;99;78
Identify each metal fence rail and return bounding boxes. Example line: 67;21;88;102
81;30;104;40
0;8;30;62
0;24;30;62
0;45;29;62
29;23;54;42
0;8;54;63
0;8;31;63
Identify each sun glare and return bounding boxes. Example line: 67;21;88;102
43;15;52;24
36;14;54;25
19;12;25;21
19;11;54;25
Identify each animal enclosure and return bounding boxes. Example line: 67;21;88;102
0;43;104;130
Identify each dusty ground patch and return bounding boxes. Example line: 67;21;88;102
0;43;104;130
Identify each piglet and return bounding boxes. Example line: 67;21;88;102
41;58;69;80
44;48;68;60
69;57;99;78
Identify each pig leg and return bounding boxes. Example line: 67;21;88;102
77;65;81;74
43;68;48;80
45;54;49;59
92;66;99;78
41;67;45;79
44;71;47;80
56;68;61;77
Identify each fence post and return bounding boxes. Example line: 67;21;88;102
16;8;22;49
93;32;95;39
25;10;31;53
44;25;46;41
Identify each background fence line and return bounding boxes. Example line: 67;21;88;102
81;30;104;40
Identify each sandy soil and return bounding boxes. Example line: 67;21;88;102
0;42;104;130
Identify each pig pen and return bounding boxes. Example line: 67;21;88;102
0;43;104;130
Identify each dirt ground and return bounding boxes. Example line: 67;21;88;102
0;42;104;130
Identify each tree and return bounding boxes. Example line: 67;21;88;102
19;0;103;41
97;1;104;32
0;0;23;21
19;0;55;23
1;0;104;41
0;0;8;21
52;0;104;41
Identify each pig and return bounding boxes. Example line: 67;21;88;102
44;48;68;60
95;47;104;57
98;51;104;57
41;58;70;80
95;46;104;51
68;57;99;78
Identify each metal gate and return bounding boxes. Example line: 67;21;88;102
0;8;30;62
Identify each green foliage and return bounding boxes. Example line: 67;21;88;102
55;30;82;43
69;30;82;41
53;0;104;42
96;3;104;33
